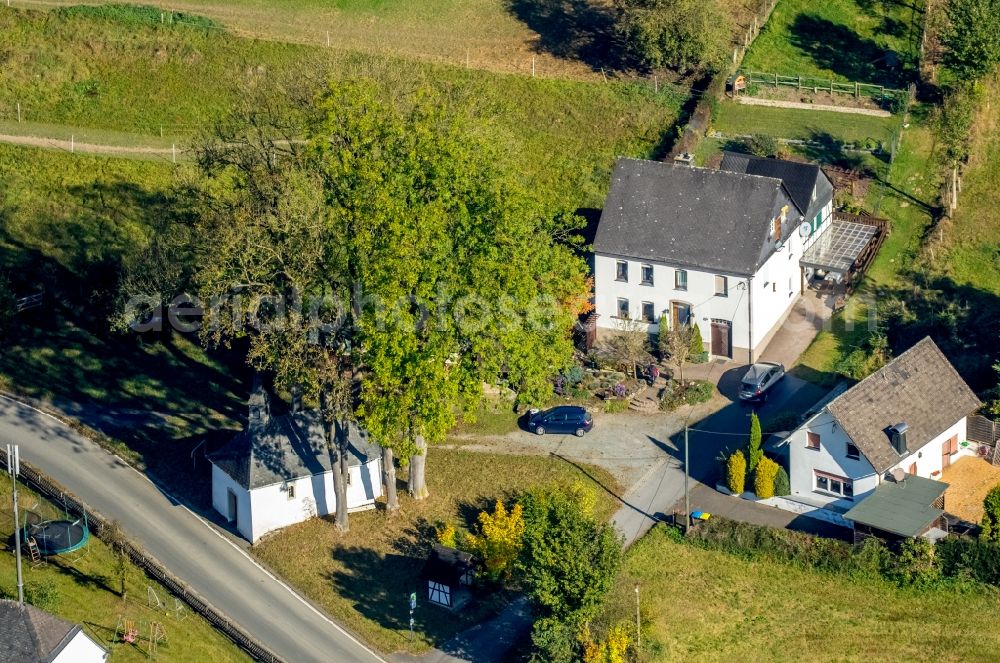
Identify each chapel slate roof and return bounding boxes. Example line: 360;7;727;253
0;599;88;663
825;337;981;474
423;544;477;586
209;411;382;490
719;152;834;220
594;157;796;276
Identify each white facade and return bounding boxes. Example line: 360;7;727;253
594;199;832;362
52;630;108;662
211;458;383;543
788;411;972;513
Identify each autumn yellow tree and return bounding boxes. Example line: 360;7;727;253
580;622;631;663
466;500;526;582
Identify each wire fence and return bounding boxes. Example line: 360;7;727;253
0;445;284;663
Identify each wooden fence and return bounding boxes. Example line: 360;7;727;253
0;447;284;663
739;70;906;102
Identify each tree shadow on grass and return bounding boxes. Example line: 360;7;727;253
505;0;625;71
797;131;870;171
328;545;511;650
788;14;907;87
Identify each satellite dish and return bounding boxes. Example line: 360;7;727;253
890;468;906;483
798;221;812;238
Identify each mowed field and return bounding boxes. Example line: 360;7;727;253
8;0;598;78
599;526;1000;662
0;6;682;208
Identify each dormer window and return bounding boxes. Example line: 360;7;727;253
772;216;782;242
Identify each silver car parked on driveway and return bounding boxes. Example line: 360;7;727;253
738;362;785;402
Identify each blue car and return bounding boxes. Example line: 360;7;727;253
527;406;594;437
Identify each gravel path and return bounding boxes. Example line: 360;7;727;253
737;96;892;117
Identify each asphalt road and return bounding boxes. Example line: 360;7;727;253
0;394;385;663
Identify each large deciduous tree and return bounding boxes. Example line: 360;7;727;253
169;78;588;515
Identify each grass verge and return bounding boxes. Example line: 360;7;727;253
253;448;621;655
0;475;249;662
599;525;1000;661
713;101;899;146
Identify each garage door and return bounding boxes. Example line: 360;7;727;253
710;319;731;359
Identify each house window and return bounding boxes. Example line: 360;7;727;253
814;471;853;499
846;442;860;460
813;211;823;233
616;260;628;282
714;275;728;297
772;216;782;241
806;432;820;450
674;270;688;291
286;483;296;500
641;301;655;322
640;263;654;286
616;298;630;319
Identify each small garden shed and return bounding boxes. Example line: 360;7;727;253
422;544;476;610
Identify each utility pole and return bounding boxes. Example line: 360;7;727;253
684;425;690;533
7;444;24;604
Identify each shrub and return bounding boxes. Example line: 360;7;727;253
747;412;762;474
435;522;458;549
689;323;705;355
981;484;1000;542
938;536;1000;584
530;616;579;663
0;274;15;340
892;538;941;586
604;398;628;413
616;0;733;74
687;380;713;403
773;466;790;497
466;500;526;582
518;486;623;621
754;457;779;499
564;365;585;386
726;451;746;495
854;537;893;579
743;133;779;158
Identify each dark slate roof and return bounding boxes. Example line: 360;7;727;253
423;544;477;586
843;475;948;537
0;599;86;663
719;152;834;220
594;158;797;276
209;412;382;490
826;337;982;474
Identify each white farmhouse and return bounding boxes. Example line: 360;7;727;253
209;389;383;543
0;598;108;662
593;153;854;362
784;336;981;538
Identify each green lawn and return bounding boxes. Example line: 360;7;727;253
254;449;621;655
742;0;924;87
598;526;1000;662
0;476;250;662
0;6;681;209
11;0;599;79
0;144;248;505
713;100;899;147
792;116;939;385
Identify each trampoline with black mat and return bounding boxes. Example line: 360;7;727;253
23;516;90;556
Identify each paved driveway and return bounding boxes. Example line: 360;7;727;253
0;394;384;663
